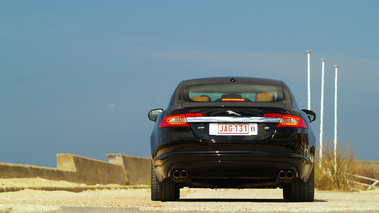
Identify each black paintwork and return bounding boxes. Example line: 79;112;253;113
149;77;316;189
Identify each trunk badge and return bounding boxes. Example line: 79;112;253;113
226;110;241;116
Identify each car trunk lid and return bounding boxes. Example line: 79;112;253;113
183;103;286;142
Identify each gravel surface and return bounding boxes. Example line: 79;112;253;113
0;178;378;212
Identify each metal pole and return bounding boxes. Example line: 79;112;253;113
307;50;311;110
319;59;325;161
334;65;339;173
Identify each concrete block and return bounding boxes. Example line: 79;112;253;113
107;154;151;185
0;154;127;185
56;154;76;171
57;154;127;185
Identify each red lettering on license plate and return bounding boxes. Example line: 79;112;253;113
218;124;249;134
209;123;258;136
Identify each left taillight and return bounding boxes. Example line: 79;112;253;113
263;113;307;129
159;113;203;128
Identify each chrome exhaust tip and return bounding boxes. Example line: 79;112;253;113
180;170;188;178
279;170;286;179
173;170;181;178
286;171;294;179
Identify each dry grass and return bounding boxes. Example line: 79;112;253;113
356;164;379;181
354;161;379;190
315;140;357;191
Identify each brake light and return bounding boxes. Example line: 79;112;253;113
184;113;204;118
222;98;245;102
263;113;307;128
263;113;283;118
159;113;203;128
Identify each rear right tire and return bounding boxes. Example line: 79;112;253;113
283;186;290;200
287;166;314;202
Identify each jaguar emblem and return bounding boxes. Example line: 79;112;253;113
226;110;241;116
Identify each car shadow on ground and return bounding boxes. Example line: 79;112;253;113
176;198;327;203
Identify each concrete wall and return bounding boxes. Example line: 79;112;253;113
56;154;127;185
0;162;76;182
0;154;151;185
107;154;151;185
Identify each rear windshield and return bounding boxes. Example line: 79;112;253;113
184;84;284;102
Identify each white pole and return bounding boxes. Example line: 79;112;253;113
319;59;325;161
334;65;339;173
307;50;311;110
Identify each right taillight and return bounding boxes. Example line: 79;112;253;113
263;113;307;129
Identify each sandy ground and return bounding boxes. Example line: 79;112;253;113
0;177;143;193
0;177;89;188
0;178;378;212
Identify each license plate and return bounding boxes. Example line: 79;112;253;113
209;123;258;136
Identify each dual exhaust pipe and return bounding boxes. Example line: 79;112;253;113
172;169;189;179
278;170;295;181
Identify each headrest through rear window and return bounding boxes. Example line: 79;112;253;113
256;93;274;102
192;96;210;102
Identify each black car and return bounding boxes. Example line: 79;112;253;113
148;77;316;202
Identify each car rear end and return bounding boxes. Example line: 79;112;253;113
149;77;316;201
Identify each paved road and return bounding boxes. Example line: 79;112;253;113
144;189;379;213
1;188;378;212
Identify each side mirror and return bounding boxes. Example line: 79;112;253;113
148;108;163;122
302;109;316;123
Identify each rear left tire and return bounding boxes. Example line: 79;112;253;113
151;164;179;201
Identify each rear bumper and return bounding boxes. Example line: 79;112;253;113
153;151;313;188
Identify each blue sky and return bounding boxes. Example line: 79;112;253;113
1;1;378;167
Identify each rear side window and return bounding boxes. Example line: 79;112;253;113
184;84;284;102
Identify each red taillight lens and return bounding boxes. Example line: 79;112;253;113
184;113;204;118
278;114;307;128
263;113;307;128
159;114;188;127
159;113;203;128
263;113;283;118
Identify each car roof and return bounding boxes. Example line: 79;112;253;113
181;77;283;86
